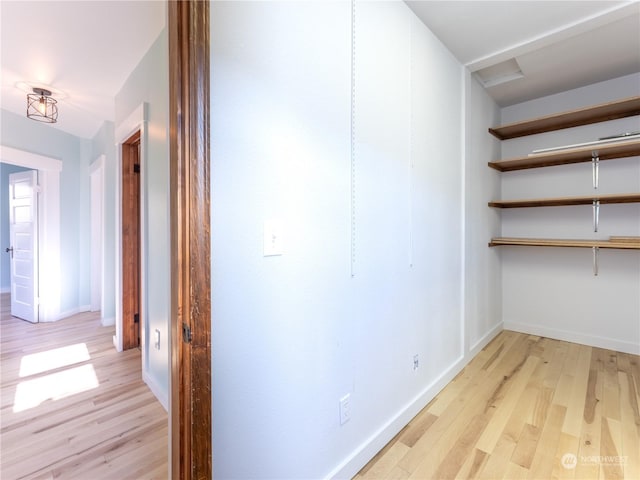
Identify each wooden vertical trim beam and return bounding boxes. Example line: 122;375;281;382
169;1;211;479
121;131;141;350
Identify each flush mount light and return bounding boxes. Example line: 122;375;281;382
27;87;58;123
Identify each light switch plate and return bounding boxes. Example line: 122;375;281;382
263;219;284;256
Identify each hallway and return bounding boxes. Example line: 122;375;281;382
0;294;167;479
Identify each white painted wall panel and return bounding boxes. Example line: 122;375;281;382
115;28;170;402
464;73;502;352
90;121;117;322
210;1;480;478
211;3;352;477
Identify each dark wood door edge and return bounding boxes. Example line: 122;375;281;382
169;1;211;479
122;130;141;351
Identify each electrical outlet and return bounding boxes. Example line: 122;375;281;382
339;394;351;425
413;354;419;371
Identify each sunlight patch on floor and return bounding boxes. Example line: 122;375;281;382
19;343;91;377
13;363;99;412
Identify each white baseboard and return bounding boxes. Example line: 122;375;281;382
0;287;10;294
326;321;506;479
326;354;467;480
469;322;503;358
101;316;115;327
143;370;169;412
504;320;640;355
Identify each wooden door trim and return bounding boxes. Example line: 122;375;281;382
169;1;211;479
121;130;141;350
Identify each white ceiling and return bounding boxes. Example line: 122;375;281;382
0;1;165;139
1;2;639;139
406;1;640;106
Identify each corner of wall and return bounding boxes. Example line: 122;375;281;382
143;370;169;412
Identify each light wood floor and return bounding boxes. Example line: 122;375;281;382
355;331;640;480
0;294;168;479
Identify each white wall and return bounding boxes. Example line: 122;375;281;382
499;73;640;355
114;27;169;407
91;121;117;323
210;1;500;478
464;72;503;353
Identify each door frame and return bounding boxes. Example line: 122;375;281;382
89;155;105;315
0;145;61;322
114;104;148;354
121;130;142;350
168;1;212;478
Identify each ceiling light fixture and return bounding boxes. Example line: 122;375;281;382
27;87;58;123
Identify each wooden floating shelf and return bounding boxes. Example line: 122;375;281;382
489;192;640;208
489;237;640;249
610;236;640;243
488;96;640;140
488;138;640;171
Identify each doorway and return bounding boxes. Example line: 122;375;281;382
121;130;141;350
0;148;62;322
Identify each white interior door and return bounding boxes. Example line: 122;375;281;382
9;170;39;323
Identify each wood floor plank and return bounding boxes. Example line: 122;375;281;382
501;383;539;444
575;347;605;480
378;466;411;480
475;355;539;453
617;354;640;425
601;351;621;422
601;417;624;479
0;293;167;479
618;371;640;480
544;341;569;390
511;423;542;469
503;461;530;480
456;447;488;480
553;373;576;407
527;403;567;479
430;412;491;479
477;435;518;480
361;442;410;479
618;353;640;408
562;344;593;437
396;411;437;448
358;427;409;477
552;432;580;479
